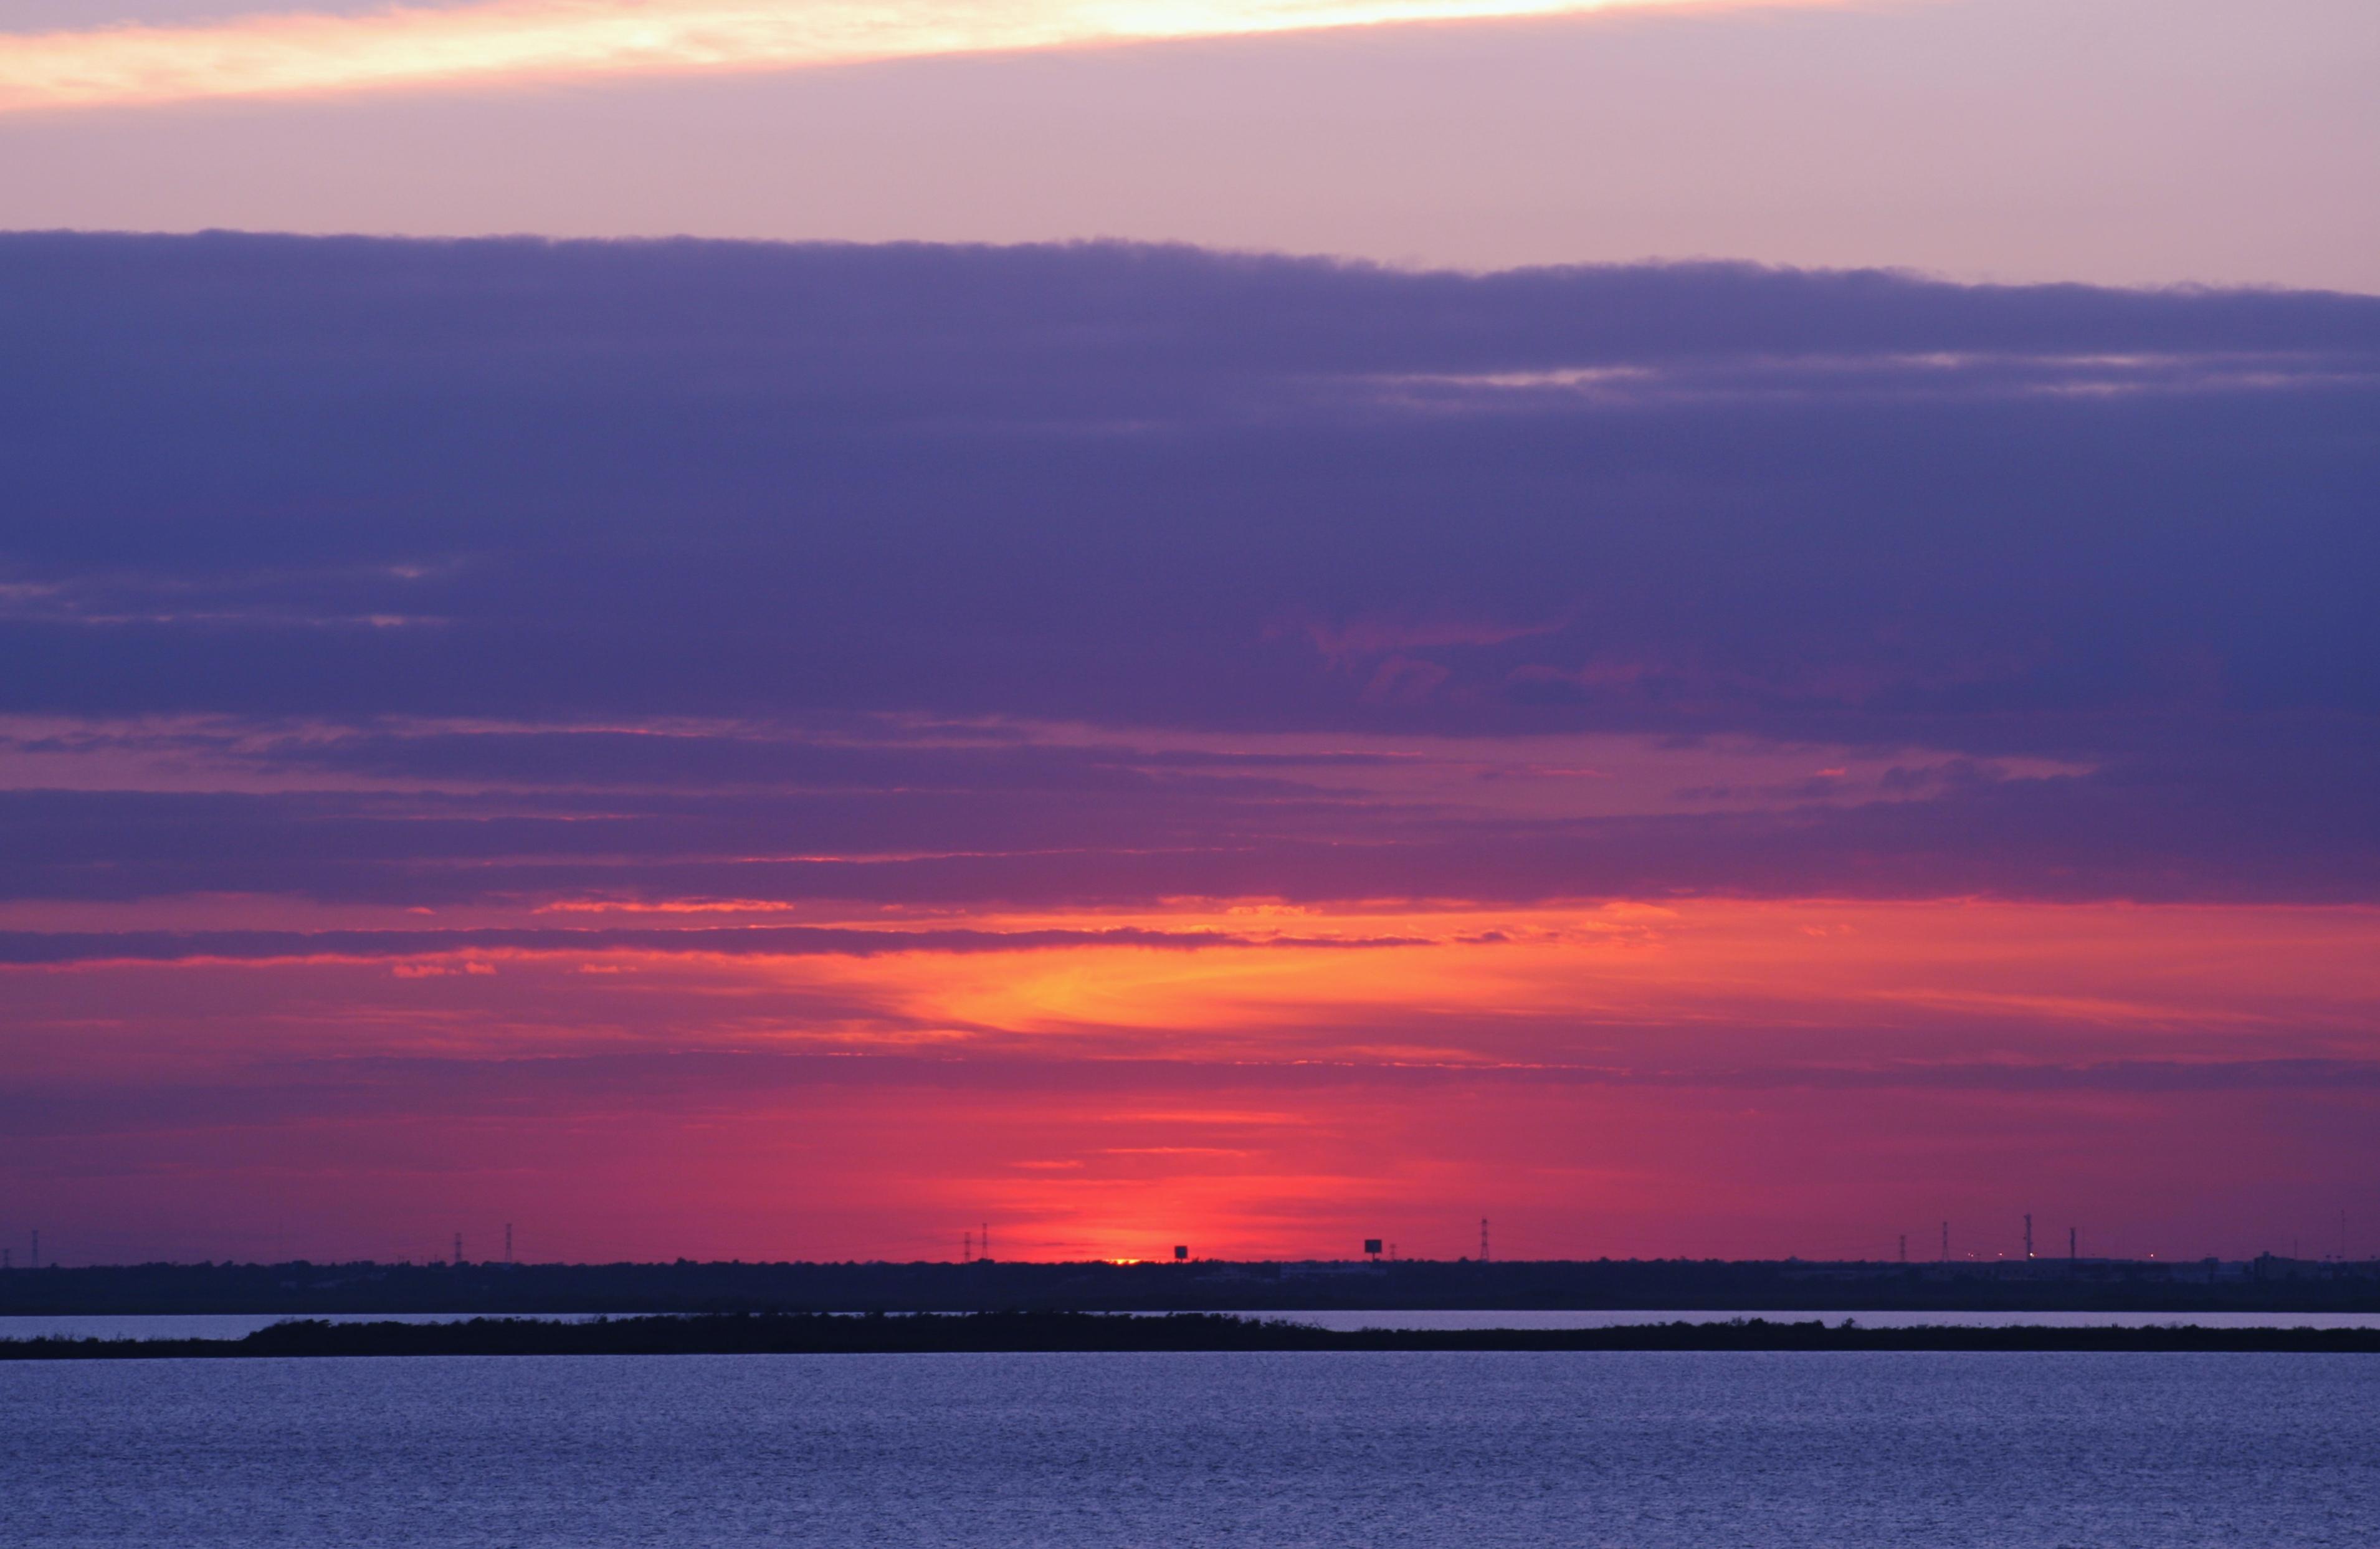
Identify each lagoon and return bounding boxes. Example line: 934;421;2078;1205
7;1349;2376;1547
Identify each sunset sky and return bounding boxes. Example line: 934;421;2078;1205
2;1;2376;1267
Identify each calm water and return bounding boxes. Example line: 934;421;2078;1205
6;1351;2376;1547
1258;1308;2380;1332
12;1307;2380;1340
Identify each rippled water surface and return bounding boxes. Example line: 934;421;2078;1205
14;1307;2380;1340
7;1351;2376;1546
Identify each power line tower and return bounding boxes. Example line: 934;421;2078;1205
1940;1221;1948;1262
2024;1214;2034;1259
453;1232;462;1268
1479;1218;1490;1263
505;1223;513;1265
2069;1226;2077;1262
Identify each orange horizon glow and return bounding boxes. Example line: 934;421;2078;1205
15;895;2372;1054
8;894;2376;1264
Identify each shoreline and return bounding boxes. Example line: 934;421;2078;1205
9;1312;2380;1360
11;1257;2376;1321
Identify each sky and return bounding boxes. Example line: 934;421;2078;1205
2;0;2375;287
1;2;2376;1268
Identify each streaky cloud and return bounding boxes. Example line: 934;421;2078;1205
0;922;1430;966
0;0;1813;113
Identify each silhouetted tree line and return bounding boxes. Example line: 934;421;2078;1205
9;1312;2380;1360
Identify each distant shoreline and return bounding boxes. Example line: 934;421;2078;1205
8;1257;2376;1320
8;1312;2380;1360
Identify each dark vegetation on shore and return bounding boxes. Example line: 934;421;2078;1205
8;1312;2380;1361
6;1257;2376;1318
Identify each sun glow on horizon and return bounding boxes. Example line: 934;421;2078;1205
9;894;2376;1263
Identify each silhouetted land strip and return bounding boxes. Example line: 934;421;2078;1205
6;1257;2376;1316
9;1313;2380;1360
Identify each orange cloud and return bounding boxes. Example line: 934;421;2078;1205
14;897;2375;1075
8;895;2374;1261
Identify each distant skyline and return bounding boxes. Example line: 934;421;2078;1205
7;1235;2361;1267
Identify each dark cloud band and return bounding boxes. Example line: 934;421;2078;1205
2;234;2373;908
